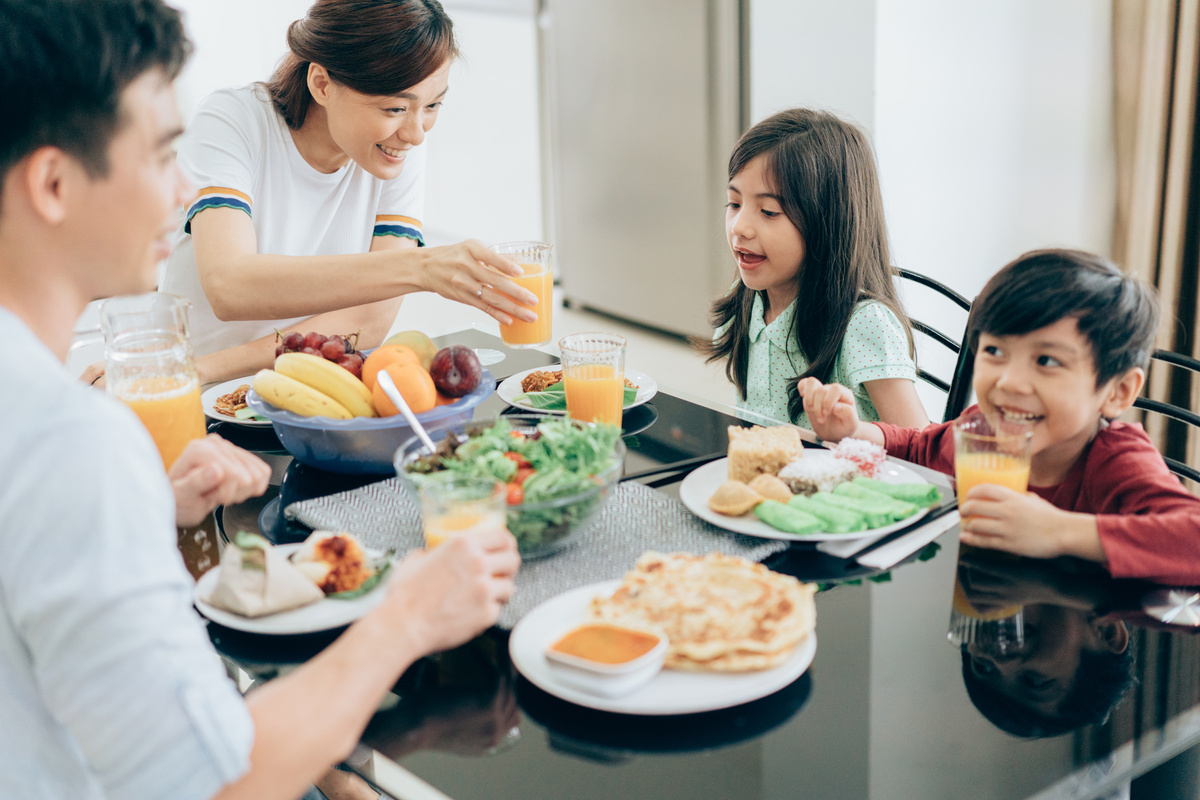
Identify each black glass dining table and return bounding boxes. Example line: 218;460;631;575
195;327;1200;800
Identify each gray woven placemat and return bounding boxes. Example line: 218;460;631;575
285;479;788;629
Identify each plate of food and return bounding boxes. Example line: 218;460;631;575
202;377;271;426
678;427;942;542
496;366;658;415
508;552;817;715
194;532;390;635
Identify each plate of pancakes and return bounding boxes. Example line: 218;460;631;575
509;552;817;714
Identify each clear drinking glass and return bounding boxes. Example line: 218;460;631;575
953;412;1034;512
420;476;508;549
490;241;553;349
558;333;626;426
99;292;205;470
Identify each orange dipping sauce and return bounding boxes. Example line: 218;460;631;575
549;624;661;665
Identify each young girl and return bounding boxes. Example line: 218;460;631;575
701;108;929;430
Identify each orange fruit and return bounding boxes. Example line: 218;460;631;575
435;392;459;407
372;362;437;415
361;345;419;391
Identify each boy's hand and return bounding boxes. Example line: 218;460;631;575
797;377;861;441
959;485;1105;563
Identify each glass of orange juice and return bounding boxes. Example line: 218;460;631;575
101;293;205;470
953;412;1034;511
420;476;508;549
558;333;626;426
490;241;552;348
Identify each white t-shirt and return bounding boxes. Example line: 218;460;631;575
0;308;253;798
161;84;427;358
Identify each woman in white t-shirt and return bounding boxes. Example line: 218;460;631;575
158;0;539;385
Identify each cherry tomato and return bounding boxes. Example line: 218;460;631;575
513;467;535;485
503;451;532;468
506;483;524;505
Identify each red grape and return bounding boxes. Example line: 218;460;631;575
335;355;362;378
274;345;284;358
282;332;304;351
301;346;321;357
344;351;364;367
303;332;327;350
320;337;346;360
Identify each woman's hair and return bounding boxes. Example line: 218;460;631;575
697;108;913;423
968;249;1159;388
265;0;459;130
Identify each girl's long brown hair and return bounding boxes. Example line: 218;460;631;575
697;108;914;423
265;0;458;130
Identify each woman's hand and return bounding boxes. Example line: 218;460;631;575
80;361;106;389
169;434;271;527
419;240;541;325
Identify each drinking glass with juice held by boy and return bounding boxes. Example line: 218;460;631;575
490;241;553;349
558;332;626;426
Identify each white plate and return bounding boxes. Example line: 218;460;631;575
201;377;271;426
496;367;658;415
678;452;932;542
193;544;387;634
509;581;816;715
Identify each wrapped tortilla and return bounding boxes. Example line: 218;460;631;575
203;531;324;617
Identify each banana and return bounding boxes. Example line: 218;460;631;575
252;369;354;419
274;352;377;417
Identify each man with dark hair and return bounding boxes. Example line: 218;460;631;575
0;2;519;798
798;248;1200;584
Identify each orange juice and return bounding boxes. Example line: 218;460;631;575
115;375;205;470
499;262;552;347
424;510;507;548
951;578;1021;621
563;363;624;425
955;452;1031;506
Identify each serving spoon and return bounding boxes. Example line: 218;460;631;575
376;369;438;455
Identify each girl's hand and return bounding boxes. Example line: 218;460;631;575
959;485;1105;563
797;377;861;441
421;240;541;326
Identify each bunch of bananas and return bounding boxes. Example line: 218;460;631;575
252;353;376;419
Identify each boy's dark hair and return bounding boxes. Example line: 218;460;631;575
266;0;458;130
697;108;914;423
968;249;1160;387
961;644;1136;738
0;0;190;186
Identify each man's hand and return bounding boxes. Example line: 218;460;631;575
385;530;520;656
797;377;862;442
959;485;1106;563
169;434;271;527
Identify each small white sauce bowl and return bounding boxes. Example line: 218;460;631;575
544;625;668;698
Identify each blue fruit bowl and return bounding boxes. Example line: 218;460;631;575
246;369;494;475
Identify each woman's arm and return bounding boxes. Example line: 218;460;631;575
190;208;539;323
194;236;413;385
863;377;930;429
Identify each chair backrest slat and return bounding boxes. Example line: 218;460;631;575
894;268;975;423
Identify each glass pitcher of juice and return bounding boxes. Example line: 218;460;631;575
100;293;205;470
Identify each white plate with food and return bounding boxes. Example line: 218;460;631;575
509;579;817;716
678;451;933;542
496;366;658;415
194;543;388;634
201;377;271;426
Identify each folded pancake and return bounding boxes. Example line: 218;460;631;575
203;531;324;617
585;552;816;672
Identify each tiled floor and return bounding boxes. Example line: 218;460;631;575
391;288;740;409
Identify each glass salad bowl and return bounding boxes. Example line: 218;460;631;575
394;414;626;559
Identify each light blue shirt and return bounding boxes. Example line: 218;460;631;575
722;295;917;427
0;308;253;799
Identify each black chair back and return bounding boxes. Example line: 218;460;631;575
894;269;975;423
1134;350;1200;484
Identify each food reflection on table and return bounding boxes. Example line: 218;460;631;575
952;549;1135;738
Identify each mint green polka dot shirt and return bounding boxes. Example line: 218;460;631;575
719;295;917;428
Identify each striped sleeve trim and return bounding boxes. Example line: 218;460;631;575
184;187;252;233
373;214;424;246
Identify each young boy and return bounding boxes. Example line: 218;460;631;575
799;249;1200;584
